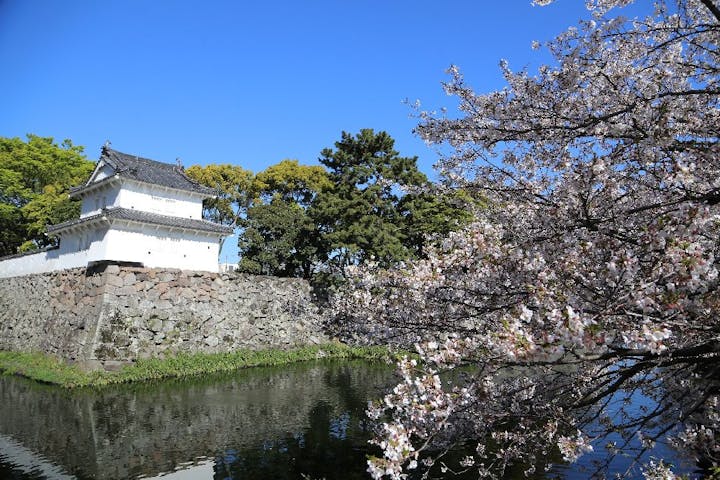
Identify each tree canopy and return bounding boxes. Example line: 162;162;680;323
239;197;321;278
333;1;720;478
237;160;329;278
0;135;94;255
235;132;470;279
313;128;455;270
254;159;331;206
185;163;255;226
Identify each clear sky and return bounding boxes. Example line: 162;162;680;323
0;0;632;176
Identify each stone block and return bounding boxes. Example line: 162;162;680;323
158;272;175;282
106;275;124;288
144;290;160;301
76;359;104;371
123;307;141;318
122;272;136;286
117;286;137;296
156;300;173;310
148;318;163;332
138;299;156;311
105;265;121;274
114;333;131;347
159;291;174;301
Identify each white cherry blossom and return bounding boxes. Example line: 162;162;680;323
330;0;720;478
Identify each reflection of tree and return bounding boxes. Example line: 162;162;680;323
0;361;397;480
212;364;395;480
367;355;716;478
555;358;716;477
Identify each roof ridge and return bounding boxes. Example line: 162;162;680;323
102;147;168;169
92;146;215;195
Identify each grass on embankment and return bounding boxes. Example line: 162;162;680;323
0;343;400;389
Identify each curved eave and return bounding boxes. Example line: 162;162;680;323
49;217;230;238
111;218;230;238
69;176;121;199
47;207;233;238
47;214;110;237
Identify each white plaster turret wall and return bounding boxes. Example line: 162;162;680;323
115;182;204;218
79;183;203;219
80;186;120;217
102;226;221;271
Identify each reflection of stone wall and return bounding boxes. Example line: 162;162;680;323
0;265;326;368
0;361;394;480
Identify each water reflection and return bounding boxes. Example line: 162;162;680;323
0;361;698;479
0;361;394;480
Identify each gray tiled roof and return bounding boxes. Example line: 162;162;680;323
47;207;233;235
76;147;215;195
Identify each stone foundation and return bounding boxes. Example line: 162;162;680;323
0;265;327;369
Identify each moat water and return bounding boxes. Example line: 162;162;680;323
0;360;698;479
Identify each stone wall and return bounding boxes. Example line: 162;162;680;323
0;265;327;369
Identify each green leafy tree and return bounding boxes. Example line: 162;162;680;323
254;159;331;206
185;164;255;225
238;160;330;278
311;129;450;270
0;204;26;256
0;135;94;255
398;187;476;258
238;197;321;277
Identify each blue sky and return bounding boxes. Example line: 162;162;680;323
0;0;617;177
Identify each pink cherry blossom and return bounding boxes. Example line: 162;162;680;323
330;0;720;478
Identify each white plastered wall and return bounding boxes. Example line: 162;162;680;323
116;182;204;219
80;185;121;217
103;224;221;272
0;222;221;277
0;227;110;278
92;163;115;182
0;251;58;278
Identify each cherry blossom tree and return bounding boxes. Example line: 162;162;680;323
332;0;720;478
